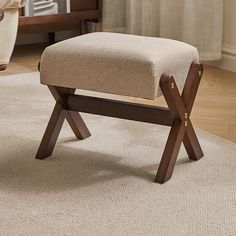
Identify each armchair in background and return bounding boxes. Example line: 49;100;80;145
0;0;26;71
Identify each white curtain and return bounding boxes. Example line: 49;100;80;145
100;0;223;61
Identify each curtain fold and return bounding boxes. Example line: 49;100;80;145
100;0;223;60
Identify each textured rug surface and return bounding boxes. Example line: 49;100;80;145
0;73;235;236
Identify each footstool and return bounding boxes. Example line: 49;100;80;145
36;32;204;184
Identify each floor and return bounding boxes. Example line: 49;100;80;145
1;43;236;143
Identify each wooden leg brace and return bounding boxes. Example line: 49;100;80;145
36;63;204;184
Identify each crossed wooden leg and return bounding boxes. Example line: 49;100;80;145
36;63;203;184
35;86;91;160
155;63;204;183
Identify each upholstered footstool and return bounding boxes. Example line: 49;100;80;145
36;32;204;184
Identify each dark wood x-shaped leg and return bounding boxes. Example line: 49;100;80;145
35;87;91;160
155;63;204;183
36;63;203;184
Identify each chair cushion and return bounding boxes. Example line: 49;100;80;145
40;32;199;99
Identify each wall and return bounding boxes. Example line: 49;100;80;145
212;0;236;72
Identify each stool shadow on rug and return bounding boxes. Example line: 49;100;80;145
0;135;192;193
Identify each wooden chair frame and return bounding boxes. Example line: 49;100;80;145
36;63;204;184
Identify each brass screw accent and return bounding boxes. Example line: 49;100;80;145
171;83;175;89
185;121;188;127
198;70;202;77
185;113;188;119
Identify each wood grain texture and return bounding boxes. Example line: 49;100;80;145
36;86;91;160
155;120;186;183
48;86;91;140
35;63;203;184
155;68;204;183
66;94;173;126
35;102;65;160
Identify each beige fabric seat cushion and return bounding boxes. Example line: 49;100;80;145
40;32;199;99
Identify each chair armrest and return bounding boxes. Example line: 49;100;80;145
0;0;26;10
0;9;4;22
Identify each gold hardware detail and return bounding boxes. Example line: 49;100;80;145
185;121;188;127
198;70;202;77
171;83;175;89
185;113;188;119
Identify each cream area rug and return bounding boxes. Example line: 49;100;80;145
0;72;235;236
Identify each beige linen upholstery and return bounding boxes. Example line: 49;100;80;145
40;32;199;99
0;0;26;67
